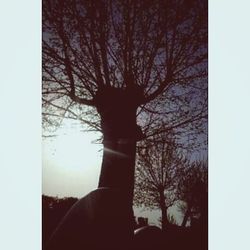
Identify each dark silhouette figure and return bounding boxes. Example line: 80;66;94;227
45;188;133;250
134;226;163;250
42;195;78;247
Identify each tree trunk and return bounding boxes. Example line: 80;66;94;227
161;207;168;232
98;139;136;206
159;190;168;231
95;86;144;206
181;205;191;227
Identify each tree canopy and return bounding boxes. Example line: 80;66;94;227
134;135;179;209
42;0;207;145
176;160;208;227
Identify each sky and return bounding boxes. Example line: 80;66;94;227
42;120;102;198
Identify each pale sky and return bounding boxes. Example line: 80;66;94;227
42;120;103;198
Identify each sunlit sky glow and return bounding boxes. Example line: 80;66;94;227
42;119;102;198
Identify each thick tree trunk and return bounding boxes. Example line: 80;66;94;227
98;139;136;206
95;86;144;206
93;86;144;247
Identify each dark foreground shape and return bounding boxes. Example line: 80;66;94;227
133;226;163;250
45;188;133;250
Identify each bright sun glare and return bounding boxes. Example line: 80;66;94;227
52;132;100;170
42;120;102;197
47;120;102;170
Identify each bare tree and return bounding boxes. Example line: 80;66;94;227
43;0;207;213
134;134;183;230
176;160;208;227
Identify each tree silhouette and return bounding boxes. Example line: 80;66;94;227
134;134;182;231
43;0;207;222
176;160;208;227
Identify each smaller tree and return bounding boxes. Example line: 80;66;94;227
134;134;182;231
176;160;208;227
